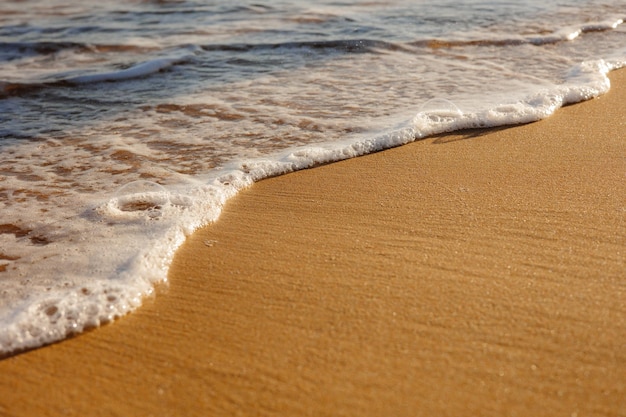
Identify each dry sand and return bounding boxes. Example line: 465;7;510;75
0;70;625;417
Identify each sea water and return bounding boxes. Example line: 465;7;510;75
1;0;625;354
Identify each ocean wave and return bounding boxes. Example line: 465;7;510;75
65;55;192;84
412;17;624;49
201;38;408;54
0;41;157;62
204;16;624;55
0;50;195;98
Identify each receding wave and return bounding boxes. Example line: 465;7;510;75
0;53;194;98
201;38;408;54
0;41;158;62
412;17;624;49
66;55;192;84
3;15;622;100
202;16;624;54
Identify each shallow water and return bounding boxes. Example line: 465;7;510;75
1;0;625;354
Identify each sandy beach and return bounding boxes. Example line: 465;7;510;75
1;68;625;416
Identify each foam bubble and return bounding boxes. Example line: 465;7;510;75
413;98;464;137
115;180;169;211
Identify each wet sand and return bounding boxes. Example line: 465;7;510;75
0;70;625;417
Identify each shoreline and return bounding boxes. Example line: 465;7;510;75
0;69;624;416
